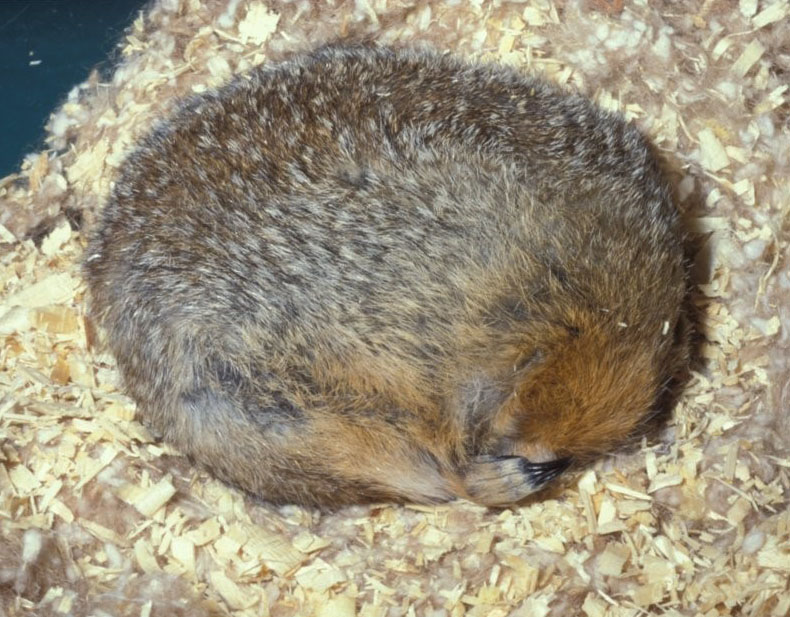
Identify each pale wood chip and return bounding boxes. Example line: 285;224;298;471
295;558;347;593
4;273;77;309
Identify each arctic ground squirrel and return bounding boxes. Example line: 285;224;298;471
84;44;691;506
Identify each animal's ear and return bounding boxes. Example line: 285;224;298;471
513;348;544;373
483;345;548;442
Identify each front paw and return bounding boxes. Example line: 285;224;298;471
461;455;570;506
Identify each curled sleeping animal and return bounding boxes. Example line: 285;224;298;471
84;44;691;506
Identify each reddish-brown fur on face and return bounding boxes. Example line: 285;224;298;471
510;323;660;459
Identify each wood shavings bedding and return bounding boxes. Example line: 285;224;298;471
1;0;789;615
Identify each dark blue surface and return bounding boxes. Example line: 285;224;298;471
1;1;145;178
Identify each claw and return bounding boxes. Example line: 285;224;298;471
461;455;571;506
519;457;571;489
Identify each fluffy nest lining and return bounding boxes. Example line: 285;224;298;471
1;1;789;616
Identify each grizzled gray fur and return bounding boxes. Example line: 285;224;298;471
84;44;690;507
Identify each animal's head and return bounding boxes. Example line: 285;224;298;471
491;306;691;471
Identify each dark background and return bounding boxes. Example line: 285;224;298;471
1;1;145;178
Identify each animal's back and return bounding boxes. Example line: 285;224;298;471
84;45;690;506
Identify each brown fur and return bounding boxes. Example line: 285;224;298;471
83;44;690;507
